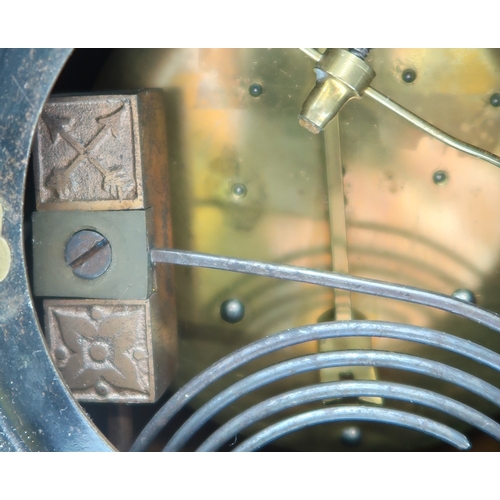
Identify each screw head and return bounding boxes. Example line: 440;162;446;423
402;69;417;83
490;93;500;107
452;288;476;304
65;230;112;280
220;299;245;323
249;83;263;97
433;170;448;185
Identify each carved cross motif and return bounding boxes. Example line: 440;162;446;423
34;95;141;209
42;106;128;199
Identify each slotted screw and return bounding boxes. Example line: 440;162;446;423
65;230;112;280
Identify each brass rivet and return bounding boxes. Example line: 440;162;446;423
220;299;245;323
490;93;500;107
249;83;263;97
402;69;417;83
433;170;448;185
232;183;247;199
341;426;362;446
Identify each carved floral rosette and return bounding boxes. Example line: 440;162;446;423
45;300;153;402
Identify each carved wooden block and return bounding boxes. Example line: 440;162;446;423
33;90;169;212
35;90;177;403
44;296;177;403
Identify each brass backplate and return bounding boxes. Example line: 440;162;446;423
96;49;500;450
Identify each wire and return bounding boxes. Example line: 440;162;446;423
365;87;500;169
164;349;500;451
151;248;500;332
197;380;500;451
164;321;500;451
232;406;470;451
130;320;500;451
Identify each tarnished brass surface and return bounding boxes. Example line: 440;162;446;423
97;49;500;450
299;48;322;63
319;116;379;394
325;119;351;320
0;204;11;282
44;294;177;403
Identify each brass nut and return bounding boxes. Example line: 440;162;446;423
318;49;375;96
299;49;376;134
